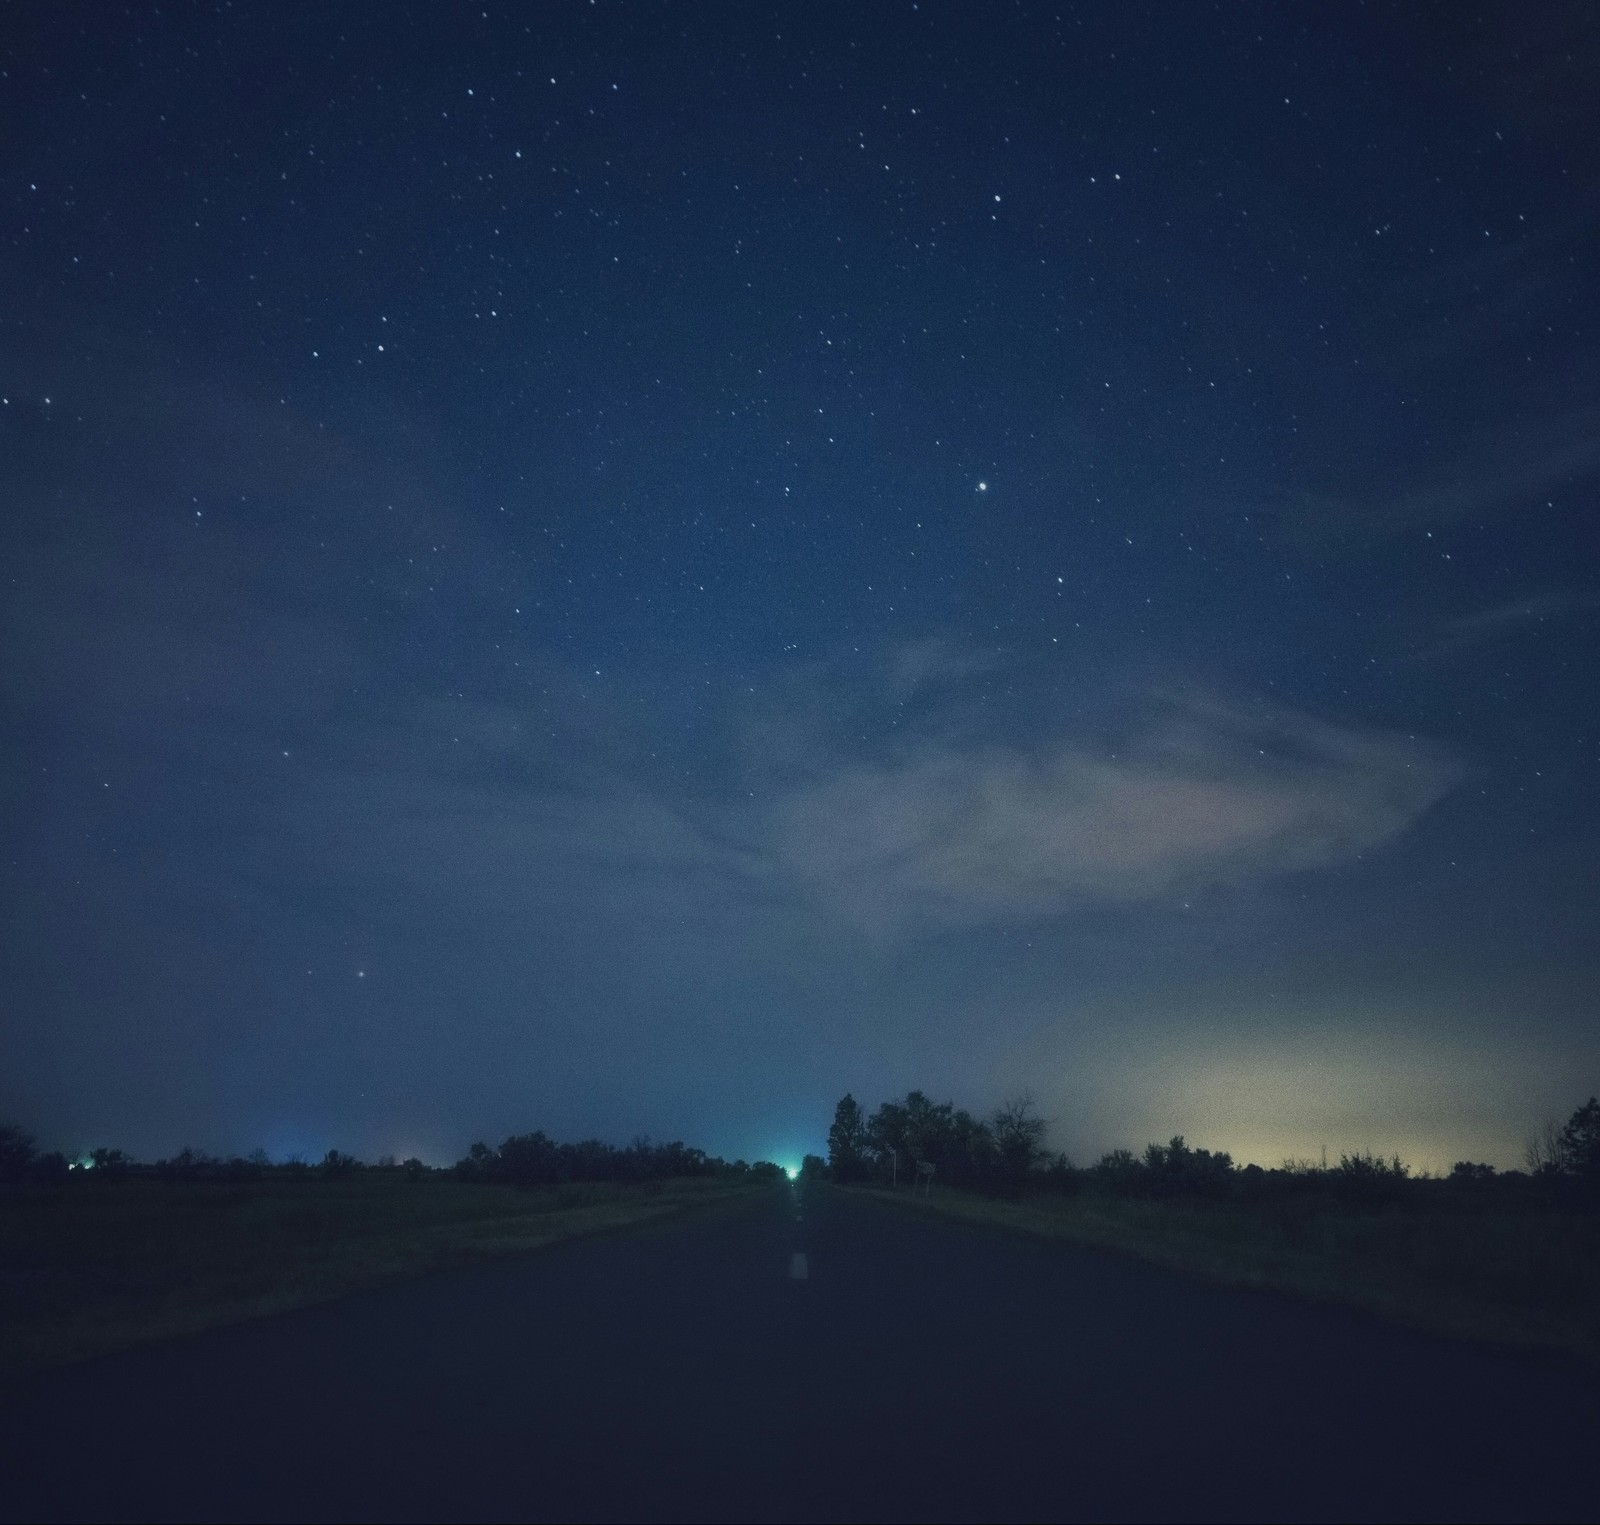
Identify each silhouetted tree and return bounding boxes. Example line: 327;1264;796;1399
455;1130;738;1188
1093;1149;1144;1196
456;1141;495;1181
855;1091;1032;1192
827;1094;870;1182
1525;1119;1567;1177
1558;1097;1600;1189
32;1151;70;1182
496;1131;563;1186
88;1147;131;1177
901;1091;956;1173
157;1147;223;1181
1330;1150;1410;1204
1141;1136;1235;1199
1039;1152;1079;1194
0;1121;37;1182
800;1154;828;1180
866;1099;910;1184
991;1094;1048;1192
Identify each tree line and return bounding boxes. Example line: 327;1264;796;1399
822;1091;1600;1206
823;1090;1052;1195
452;1132;783;1187
0;1131;379;1184
0;1123;782;1188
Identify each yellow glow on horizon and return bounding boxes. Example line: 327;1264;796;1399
1019;1014;1575;1176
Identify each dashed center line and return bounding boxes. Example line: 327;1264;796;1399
788;1252;809;1281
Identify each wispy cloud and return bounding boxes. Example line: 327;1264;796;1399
887;635;1007;697
1269;407;1600;550
1411;591;1599;664
286;652;1461;944
756;686;1460;931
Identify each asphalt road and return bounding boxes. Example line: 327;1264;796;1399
1;1182;1595;1523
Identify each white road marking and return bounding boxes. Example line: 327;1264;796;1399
788;1252;809;1280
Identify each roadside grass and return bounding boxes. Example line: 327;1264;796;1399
0;1175;753;1379
854;1185;1600;1363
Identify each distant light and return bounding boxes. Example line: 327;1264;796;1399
977;481;988;492
786;1167;798;1181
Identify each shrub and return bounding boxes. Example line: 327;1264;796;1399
88;1147;132;1177
1558;1097;1600;1189
1141;1136;1235;1199
1331;1150;1411;1204
0;1121;37;1182
32;1151;70;1182
1093;1148;1145;1197
319;1150;360;1178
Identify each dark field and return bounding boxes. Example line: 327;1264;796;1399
860;1184;1600;1362
0;1173;753;1376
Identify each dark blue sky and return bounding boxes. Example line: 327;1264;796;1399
4;2;1597;1170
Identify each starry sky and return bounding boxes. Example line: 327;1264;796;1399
3;2;1597;1171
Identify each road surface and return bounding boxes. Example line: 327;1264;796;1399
2;1181;1595;1522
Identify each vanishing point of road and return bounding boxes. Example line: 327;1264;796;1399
2;1182;1595;1523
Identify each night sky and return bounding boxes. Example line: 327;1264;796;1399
4;3;1597;1172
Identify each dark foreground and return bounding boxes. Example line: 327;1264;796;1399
1;1183;1594;1523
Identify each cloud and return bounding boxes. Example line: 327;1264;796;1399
888;635;1006;697
1411;591;1600;663
245;649;1463;946
1268;407;1600;550
757;687;1460;931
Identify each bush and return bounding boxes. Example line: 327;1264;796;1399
88;1147;132;1177
0;1122;37;1182
319;1150;361;1179
32;1151;70;1183
1093;1149;1145;1197
1039;1153;1080;1194
454;1131;746;1187
1142;1136;1235;1199
1331;1150;1411;1204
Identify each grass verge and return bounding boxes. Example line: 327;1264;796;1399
853;1185;1600;1364
0;1175;754;1380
